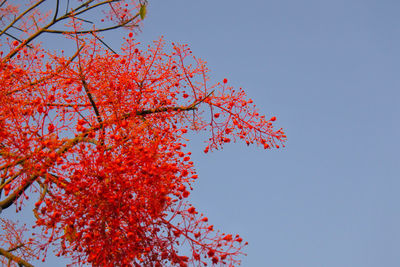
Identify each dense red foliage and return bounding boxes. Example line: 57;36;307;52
0;1;286;266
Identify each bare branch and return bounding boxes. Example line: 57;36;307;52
135;105;197;116
74;16;94;24
2;32;32;48
80;78;104;129
91;33;117;54
0;0;7;9
52;0;60;22
133;91;214;118
7;244;25;253
65;0;70;14
0;247;34;267
10;25;25;32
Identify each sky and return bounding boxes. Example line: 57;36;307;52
5;0;400;266
135;1;400;266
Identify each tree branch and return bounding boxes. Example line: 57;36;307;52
135;90;214;116
7;244;25;253
0;0;46;38
43;15;139;35
0;247;33;267
0;175;38;210
0;0;8;8
91;32;117;54
80;78;103;126
135;105;197;116
0;169;23;191
52;0;60;22
2;32;32;48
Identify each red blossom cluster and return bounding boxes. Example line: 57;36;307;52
0;1;285;266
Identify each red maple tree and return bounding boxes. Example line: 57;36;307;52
0;1;286;266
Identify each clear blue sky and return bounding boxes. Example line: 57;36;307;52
8;0;400;266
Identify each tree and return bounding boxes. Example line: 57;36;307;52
0;1;286;266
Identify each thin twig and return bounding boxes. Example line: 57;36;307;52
91;32;117;54
65;0;70;14
10;25;25;32
80;78;103;127
74;16;94;24
3;32;33;48
52;0;60;22
7;244;25;253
